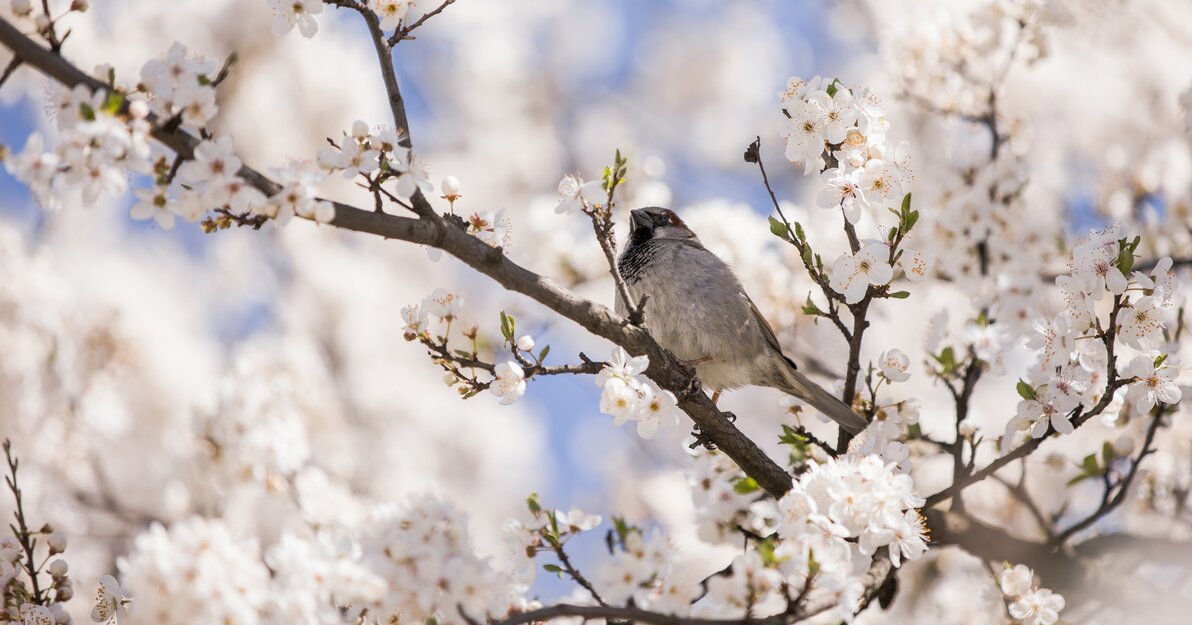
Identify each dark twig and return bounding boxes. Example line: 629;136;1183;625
1048;408;1165;546
388;0;457;46
4;439;45;605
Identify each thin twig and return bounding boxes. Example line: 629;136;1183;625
4;439;45;605
1048;408;1166;546
388;0;457;46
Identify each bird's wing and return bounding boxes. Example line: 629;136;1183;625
745;293;792;366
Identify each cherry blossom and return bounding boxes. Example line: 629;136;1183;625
830;242;894;303
489;362;526;405
268;0;325;38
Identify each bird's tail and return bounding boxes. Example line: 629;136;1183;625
778;366;868;434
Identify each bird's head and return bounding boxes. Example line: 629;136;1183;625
628;207;696;243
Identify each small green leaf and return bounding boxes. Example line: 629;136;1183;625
905;210;920;232
1154;353;1168;368
768;216;789;239
933;346;956;374
542;564;563;577
756;536;779;566
538;345;551;363
1016;380;1037;402
79;102;96;122
793;221;806;243
526;492;541;515
888;290;910;299
500;311;515;341
802;294;823;316
887;226;899;242
1101;441;1115;467
1080;453;1100;475
733;476;760;495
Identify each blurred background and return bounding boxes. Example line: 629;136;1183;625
1;0;1191;622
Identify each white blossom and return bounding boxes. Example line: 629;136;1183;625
490;361;526;405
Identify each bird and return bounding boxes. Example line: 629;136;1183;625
615;206;868;434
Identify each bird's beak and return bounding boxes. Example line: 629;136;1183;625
630;209;652;231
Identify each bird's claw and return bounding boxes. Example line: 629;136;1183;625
688;427;717;450
722;410;737;423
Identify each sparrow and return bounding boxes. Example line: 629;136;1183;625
615;206;868;434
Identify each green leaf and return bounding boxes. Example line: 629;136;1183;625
900;192;912;215
1154;353;1168;368
500;311;515;341
802;294;823;316
1016;380;1038;402
888;290;910;299
905;210;920;232
79;102;96;122
733;476;760;495
101;92;122;116
526;492;541;515
756;536;779;566
1116;244;1134;276
826;80;838;97
1067;454;1101;486
1101;441;1115;467
542;564;563;577
793;221;806;243
933;346;956;374
538;345;551;363
768;216;789;239
887;226;899;242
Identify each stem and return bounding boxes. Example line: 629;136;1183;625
4;439;44;605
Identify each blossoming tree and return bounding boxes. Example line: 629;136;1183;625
1;1;1191;624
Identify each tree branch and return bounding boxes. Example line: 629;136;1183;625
0;13;797;503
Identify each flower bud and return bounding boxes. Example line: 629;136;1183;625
46;531;67;554
34;13;50;31
443;372;457;386
48;559;68;577
515;335;535;352
128;99;150;120
440;176;462;200
958;420;975;439
54;585;72;601
70;0;89;12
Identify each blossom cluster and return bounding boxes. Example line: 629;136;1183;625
777;76;930;304
1006;228;1179;444
595;347;682;439
688;450;777;544
267;0;414;39
597;528;700;614
2;46;337;231
689;454;929;620
5;85;152;210
780;76;912;222
316;121;432;201
359;494;525;625
193;346;315;486
999;563;1065;625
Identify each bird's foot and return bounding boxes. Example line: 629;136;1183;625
688;427;717;450
721;410;736;423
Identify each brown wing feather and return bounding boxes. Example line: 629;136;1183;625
746;294;793;368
